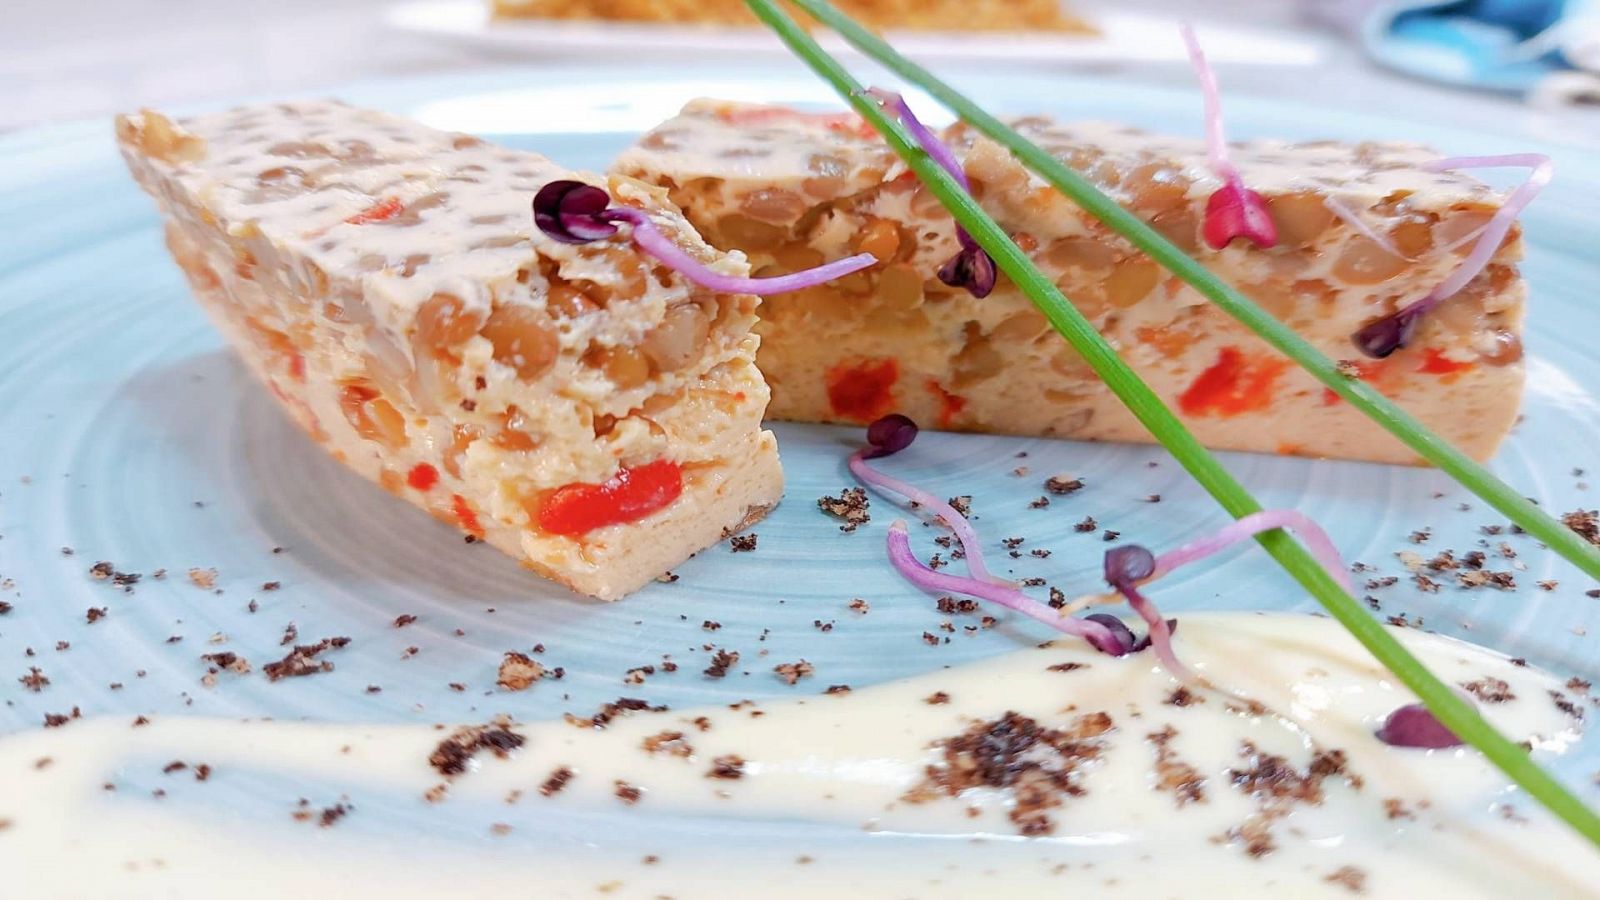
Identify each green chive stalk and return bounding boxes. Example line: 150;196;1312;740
784;0;1600;584
744;0;1600;848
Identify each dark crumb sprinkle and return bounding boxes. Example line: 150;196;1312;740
1102;531;1121;542
813;619;834;632
1366;576;1399;589
1324;866;1368;894
707;754;746;779
1044;476;1084;496
1537;579;1559;591
729;534;758;553
947;495;972;516
703;649;740;679
539;766;574;797
1411;574;1440;593
922;632;941;646
19;667;48;692
1562;509;1600;545
773;660;814;685
1222;741;1358;858
614;781;642;805
1029;496;1050;509
1074;517;1097;533
43;707;81;728
0;601;10;615
848;598;869;614
565;697;668;730
817;487;871;533
1048;587;1068;609
902;710;1114;836
393;614;418;628
1408;529;1431;545
428;721;526;777
1048;662;1087;673
925;691;951;705
1143;494;1162;503
1550;690;1585;721
824;684;851;695
262;637;350;681
261;581;281;592
702;620;722;631
1021;577;1046;587
643;855;659;865
937;596;980;615
1567;677;1592;694
497;651;547;691
642;731;694;758
1147;725;1206;806
1383;797;1417;820
1165;686;1203;707
1587;589;1600;599
279;623;299;646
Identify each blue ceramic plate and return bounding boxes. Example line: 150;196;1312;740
2;66;1598;869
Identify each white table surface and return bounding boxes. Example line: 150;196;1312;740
4;0;1597;149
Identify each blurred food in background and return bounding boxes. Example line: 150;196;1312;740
490;0;1095;32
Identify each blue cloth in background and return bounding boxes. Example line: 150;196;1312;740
1362;0;1594;93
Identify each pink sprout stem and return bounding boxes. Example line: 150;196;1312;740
850;449;1007;586
1114;580;1194;682
603;208;875;295
887;522;1122;653
1181;22;1240;186
1417;154;1552;305
1322;194;1404;257
865;88;968;190
1151;509;1353;593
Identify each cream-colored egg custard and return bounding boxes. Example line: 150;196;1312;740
617;100;1526;465
3;615;1596;897
117;101;782;600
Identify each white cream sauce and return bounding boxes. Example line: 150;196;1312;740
4;614;1597;898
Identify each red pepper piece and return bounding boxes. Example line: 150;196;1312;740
345;197;404;225
825;358;899;423
407;463;439;491
536;460;683;537
1178;346;1289;417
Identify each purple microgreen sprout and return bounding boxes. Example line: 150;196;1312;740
863;412;918;459
887;521;1126;654
1351;153;1551;358
1102;544;1194;682
1376;702;1465;749
533;179;875;295
1181;23;1277;251
850;415;1008;586
864;88;997;297
1150;509;1353;593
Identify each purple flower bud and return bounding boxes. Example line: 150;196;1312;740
1352;308;1422;359
1104;544;1157;587
533;180;619;244
864;414;919;459
1085;613;1137;656
1376;702;1463;749
937;246;997;299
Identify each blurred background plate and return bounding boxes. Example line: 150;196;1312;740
384;0;1325;67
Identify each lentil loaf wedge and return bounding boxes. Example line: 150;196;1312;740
616;99;1527;465
117;101;781;600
